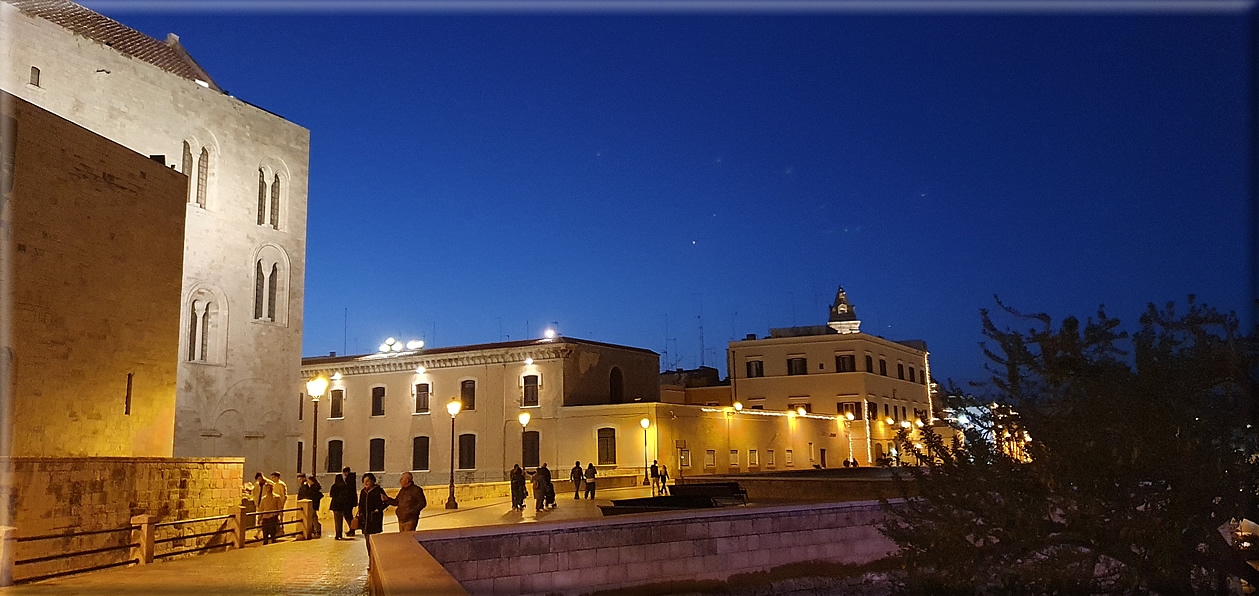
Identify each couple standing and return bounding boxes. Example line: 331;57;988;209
570;462;598;499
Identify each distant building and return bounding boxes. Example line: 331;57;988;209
2;0;310;473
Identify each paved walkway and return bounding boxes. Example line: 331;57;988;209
2;486;655;595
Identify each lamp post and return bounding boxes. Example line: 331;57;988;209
640;418;650;487
305;376;328;479
446;399;462;509
518;411;531;466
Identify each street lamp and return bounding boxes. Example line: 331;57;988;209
843;412;855;465
518;411;531;466
640;417;651;487
446;399;462;509
305;376;328;479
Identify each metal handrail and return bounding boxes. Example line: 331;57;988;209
17;526;131;542
154;513;232;528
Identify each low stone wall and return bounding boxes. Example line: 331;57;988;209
413;500;895;595
1;457;244;582
678;472;907;503
409;472;643;505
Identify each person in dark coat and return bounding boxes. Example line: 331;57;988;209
306;475;325;537
328;474;356;540
570;461;584;499
538;463;555;509
356;472;393;554
509;464;527;510
342;467;358;536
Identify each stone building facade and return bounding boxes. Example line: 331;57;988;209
1;0;310;474
2;91;186;457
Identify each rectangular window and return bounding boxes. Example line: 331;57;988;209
865;355;874;372
296;441;303;474
412;436;429;471
704;450;716;467
767;449;775;466
868;401;878;420
460;380;476;410
885;403;891;419
729;450;739;466
597;428;617;465
414;383;430;413
749;449;759;466
839;402;863;420
680;449;691;468
835;354;856;373
523;375;539;407
879;359;888;376
458;434;476;469
790;401;811;413
902;406;907;421
371;386;385;416
897;363;905;380
787;357;808;376
326;440;343;474
29;66;40;87
330;389;344;419
908;366;916;383
369;438;385;472
523;431;540;468
785;449;794;466
746;360;764;378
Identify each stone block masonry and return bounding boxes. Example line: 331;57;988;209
414;500;896;596
3;456;244;582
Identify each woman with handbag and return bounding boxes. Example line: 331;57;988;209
356;473;394;554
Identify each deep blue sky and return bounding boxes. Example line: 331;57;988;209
101;5;1254;384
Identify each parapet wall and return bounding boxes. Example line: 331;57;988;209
414;500;895;595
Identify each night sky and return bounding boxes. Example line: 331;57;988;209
98;3;1253;385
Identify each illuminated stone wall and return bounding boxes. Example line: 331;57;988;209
4;93;184;457
1;4;310;475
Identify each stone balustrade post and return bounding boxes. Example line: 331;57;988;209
232;506;246;549
130;514;155;565
0;526;16;587
298;499;313;540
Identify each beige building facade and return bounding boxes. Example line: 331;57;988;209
1;1;310;472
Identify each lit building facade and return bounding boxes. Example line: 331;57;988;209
1;0;310;472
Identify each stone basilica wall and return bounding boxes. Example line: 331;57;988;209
0;4;311;475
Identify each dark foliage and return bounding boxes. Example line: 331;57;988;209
880;297;1258;594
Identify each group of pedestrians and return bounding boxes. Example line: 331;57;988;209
570;461;598;499
325;467;428;553
650;460;671;496
508;460;603;511
250;471;326;544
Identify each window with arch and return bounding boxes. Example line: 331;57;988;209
326;439;343;473
522;375;539;407
257;169;267;225
597;428;616;465
252;246;289;324
412;436;429;471
185;289;223;363
458;434;476;469
609;368;624;404
522;430;540;468
195;147;209;208
269;174;281;229
182;142;194;202
460;380;476;410
369;438;385;472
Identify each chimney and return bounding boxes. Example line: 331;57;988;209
744;333;756;340
329;351;337;357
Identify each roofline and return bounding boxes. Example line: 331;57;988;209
302;336;657;366
728;331;928;355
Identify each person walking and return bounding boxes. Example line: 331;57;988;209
584;463;597;500
306;475;325;538
536;463;555;510
394;472;427;532
531;468;544;511
659;464;670;495
509;465;527;510
650;460;660;496
342;467;358;536
356;473;392;554
329;474;356;540
258;481;282;545
570;461;584;499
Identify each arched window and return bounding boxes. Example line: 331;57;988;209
597;428;616;465
522;430;540;468
252;245;289;324
186;290;223;363
266;263;278;321
253;261;265;320
182;142;194;202
195;147;209;208
327;439;344;473
458;434;476;470
609;368;624;404
257;169;267;225
269;174;281;229
412;436;429;471
369;438;385;472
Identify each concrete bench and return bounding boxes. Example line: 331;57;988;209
668;482;748;506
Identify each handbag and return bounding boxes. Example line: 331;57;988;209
349;515;360;531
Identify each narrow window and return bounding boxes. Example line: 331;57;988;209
187;303;199;361
298;392;304;421
729;450;739;467
414;383;429;413
680;449;691;467
767;449;775;466
787;357;808;376
522;375;539;407
597;428;616;465
746;360;764;378
786;449;794;466
836;354;856;373
897;363;905;380
296;441;304;474
269;174;280;229
885;404;891;419
29;66;40;87
458;434;476;469
909;366;916;383
195;147;208;208
412;436;429;471
330;389;344;418
748;449;759;466
199;307;209;360
460;380;476;410
879;359;888;376
369;438;385;472
182;142;193;202
257;169;266;225
266;263;278;321
253;261;264;319
371;386;385;416
868;401;878;420
326;440;343;473
522;430;540;468
704;450;716;467
609;367;624;403
865;355;873;372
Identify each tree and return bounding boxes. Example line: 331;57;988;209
880;297;1259;594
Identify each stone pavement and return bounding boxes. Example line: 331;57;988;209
1;485;655;595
